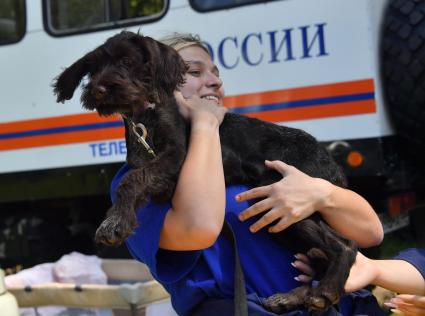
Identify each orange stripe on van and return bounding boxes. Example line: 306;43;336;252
0;112;120;133
0;127;124;151
224;79;374;108
244;100;376;122
0;79;376;151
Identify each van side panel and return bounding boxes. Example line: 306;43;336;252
0;0;391;173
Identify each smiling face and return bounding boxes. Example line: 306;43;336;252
177;45;225;106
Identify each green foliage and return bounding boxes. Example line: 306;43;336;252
128;0;164;17
379;228;419;259
49;0;164;30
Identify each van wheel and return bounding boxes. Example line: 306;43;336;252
381;0;425;158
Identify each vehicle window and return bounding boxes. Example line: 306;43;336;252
190;0;281;12
44;0;167;36
0;0;25;45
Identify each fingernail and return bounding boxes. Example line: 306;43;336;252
390;309;402;315
294;254;300;259
268;227;275;233
235;195;240;201
384;302;397;308
294;276;300;282
238;214;244;221
250;226;256;233
290;262;297;268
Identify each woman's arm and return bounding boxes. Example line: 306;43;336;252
372;260;424;295
294;251;425;294
159;92;227;251
316;181;383;247
294;250;425;316
237;160;383;248
344;252;425;295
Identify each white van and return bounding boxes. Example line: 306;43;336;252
0;0;423;262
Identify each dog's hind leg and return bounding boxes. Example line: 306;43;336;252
263;285;310;314
263;219;357;312
306;222;357;311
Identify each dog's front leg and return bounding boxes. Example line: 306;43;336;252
95;147;185;246
95;167;153;246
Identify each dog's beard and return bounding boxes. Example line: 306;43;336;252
81;80;148;116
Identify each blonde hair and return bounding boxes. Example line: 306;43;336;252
160;32;210;55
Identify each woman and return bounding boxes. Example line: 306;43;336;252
111;33;384;315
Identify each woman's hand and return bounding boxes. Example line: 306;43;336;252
291;251;379;291
387;295;425;316
293;251;379;292
236;160;332;233
235;160;383;247
174;91;227;126
291;253;315;283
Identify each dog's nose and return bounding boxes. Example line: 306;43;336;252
93;85;107;100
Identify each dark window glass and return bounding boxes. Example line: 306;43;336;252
190;0;280;12
45;0;166;35
0;0;25;45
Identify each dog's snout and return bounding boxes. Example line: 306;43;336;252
93;85;107;100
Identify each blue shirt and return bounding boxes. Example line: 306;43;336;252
111;164;384;316
112;164;300;315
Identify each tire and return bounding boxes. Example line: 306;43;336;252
381;0;425;158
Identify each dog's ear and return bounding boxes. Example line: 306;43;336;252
53;51;93;103
154;41;188;95
131;35;187;96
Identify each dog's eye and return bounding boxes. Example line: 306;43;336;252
121;57;132;67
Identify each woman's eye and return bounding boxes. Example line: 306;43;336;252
188;70;201;76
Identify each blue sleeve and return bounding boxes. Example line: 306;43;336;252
111;164;201;284
393;248;425;280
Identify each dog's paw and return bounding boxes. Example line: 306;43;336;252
263;286;309;313
306;247;329;261
306;286;340;311
95;212;137;246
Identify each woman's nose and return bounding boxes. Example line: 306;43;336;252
206;73;223;89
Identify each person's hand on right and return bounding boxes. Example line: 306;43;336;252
174;91;227;127
387;294;425;316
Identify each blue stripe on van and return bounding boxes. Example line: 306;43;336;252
229;93;374;114
0;121;124;140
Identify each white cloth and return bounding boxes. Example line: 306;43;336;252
5;252;109;316
146;299;178;316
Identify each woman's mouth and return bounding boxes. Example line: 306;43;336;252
202;95;220;104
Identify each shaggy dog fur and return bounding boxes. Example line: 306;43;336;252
53;31;357;313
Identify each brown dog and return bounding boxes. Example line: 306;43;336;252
53;31;357;313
